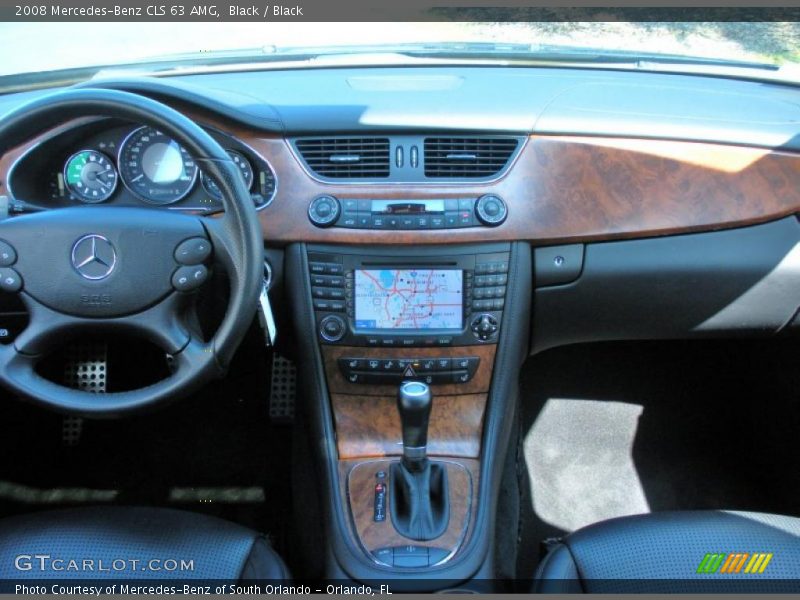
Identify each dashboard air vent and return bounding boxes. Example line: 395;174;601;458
424;137;519;178
294;137;390;178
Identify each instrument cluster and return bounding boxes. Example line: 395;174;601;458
10;121;276;212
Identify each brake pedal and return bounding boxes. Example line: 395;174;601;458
269;354;296;422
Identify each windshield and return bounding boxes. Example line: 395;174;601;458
2;21;799;82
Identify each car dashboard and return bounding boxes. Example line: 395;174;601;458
0;64;798;587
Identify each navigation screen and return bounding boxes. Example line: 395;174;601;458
354;269;463;330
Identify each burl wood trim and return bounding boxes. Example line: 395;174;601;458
4;106;799;244
331;393;486;459
340;458;479;557
322;344;496;396
242;131;800;244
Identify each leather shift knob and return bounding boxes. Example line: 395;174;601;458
397;380;432;471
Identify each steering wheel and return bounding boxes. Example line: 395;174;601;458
0;89;263;416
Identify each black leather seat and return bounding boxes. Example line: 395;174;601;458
0;507;289;581
534;511;800;593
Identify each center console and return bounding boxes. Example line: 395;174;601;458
287;240;530;588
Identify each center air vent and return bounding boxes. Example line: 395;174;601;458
294;137;390;179
424;137;519;178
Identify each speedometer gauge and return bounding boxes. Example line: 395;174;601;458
64;150;118;203
118;126;198;204
201;150;254;199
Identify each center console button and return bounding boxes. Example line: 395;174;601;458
452;370;471;384
326;264;344;275
366;359;382;371
453;357;471;370
393;545;429;568
382;359;402;372
312;299;332;311
434;358;451;371
340;358;363;370
418;359;436;372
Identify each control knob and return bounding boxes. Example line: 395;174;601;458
471;313;499;341
475;195;508;226
308;195;341;227
319;314;347;342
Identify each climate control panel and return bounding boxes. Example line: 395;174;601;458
307;195;507;230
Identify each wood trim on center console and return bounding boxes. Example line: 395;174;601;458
322;344;496;396
332;393;486;459
340;458;480;560
323;344;495;459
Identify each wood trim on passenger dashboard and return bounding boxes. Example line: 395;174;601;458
2;104;799;244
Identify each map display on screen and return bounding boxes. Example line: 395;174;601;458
354;269;463;330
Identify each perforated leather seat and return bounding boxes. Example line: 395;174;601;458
0;506;289;581
533;511;800;593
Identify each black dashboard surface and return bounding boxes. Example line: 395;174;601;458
0;65;798;150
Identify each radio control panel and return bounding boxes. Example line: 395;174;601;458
307;244;510;348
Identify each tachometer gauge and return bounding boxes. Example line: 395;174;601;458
64;150;118;203
118;126;198;205
201;150;254;199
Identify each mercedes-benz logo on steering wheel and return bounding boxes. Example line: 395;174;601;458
71;234;117;280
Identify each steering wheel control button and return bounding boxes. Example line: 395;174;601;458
0;241;17;266
475;194;508;226
0;268;22;292
308;195;341;227
71;234;117;280
319;314;346;342
174;237;212;265
172;265;209;292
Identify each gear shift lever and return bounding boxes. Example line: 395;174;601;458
397;381;432;472
391;380;449;541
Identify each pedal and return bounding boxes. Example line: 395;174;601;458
269;354;296;423
61;342;108;446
